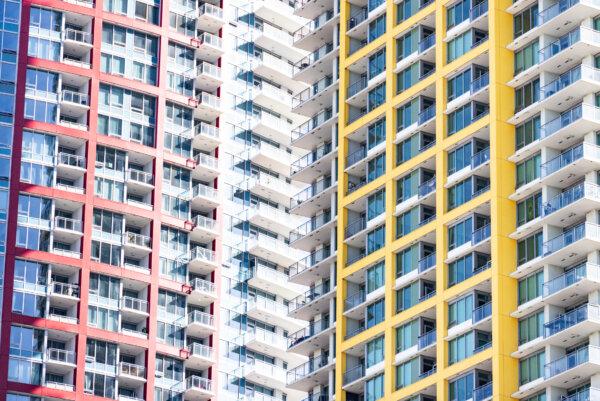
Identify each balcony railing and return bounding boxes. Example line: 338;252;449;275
538;0;579;26
345;215;366;239
343;364;365;385
291;176;333;208
295;9;335;41
127;169;153;185
190;278;216;294
121;296;148;313
57;152;86;168
292;74;334;108
473;382;493;401
292;108;334;142
191;183;219;200
289;281;331;312
472;301;492;323
186;375;213;392
61;90;89;106
544;303;599;337
54;216;82;232
347;76;368;98
544;345;597;378
542;222;596;256
543;262;599;298
187;342;213;360
471;224;491;245
50;281;80;298
291;142;333;175
470;0;488;20
287;354;330;384
346;145;366;168
63;28;91;44
343;284;370;314
47;348;76;364
347;7;368;30
418;177;436;198
418;33;435;54
418;329;436;349
288;318;330;348
199;3;223;19
418;252;436;272
119;361;146;379
192;215;217;231
190;246;217;263
123;232;151;249
293;42;334;75
187;310;215;327
471;147;490;169
196;32;222;49
289;246;333;277
418;104;436;125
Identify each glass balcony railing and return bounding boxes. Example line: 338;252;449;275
544;345;594;378
291;176;333;208
292;75;334;108
187;342;213;360
472;301;492;323
544;303;599;337
345;215;366;239
418;329;436;349
347;76;368;98
288;318;330;349
346;146;367;167
470;0;488;20
291;142;333;174
418;33;435;54
418;104;436;125
542;181;600;217
540;104;600;142
418;177;436;198
289;281;331;312
473;382;493;401
295;10;335;41
541;143;584;177
543;262;598;297
293;42;334;75
418;252;436;272
287;354;330;384
471;147;490;169
290;212;332;243
289;245;332;277
542;222;599;256
292;108;334;142
343;364;365;385
471;223;491;245
344;289;366;311
539;27;600;64
541;65;600;100
347;7;368;30
470;72;489;94
538;0;580;26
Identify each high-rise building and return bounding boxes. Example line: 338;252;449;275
334;0;600;401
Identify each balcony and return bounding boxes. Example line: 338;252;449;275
188;246;218;275
395;33;436;74
292;74;337;117
290;176;335;217
542;262;600;307
245;172;298;206
192;153;219;181
294;10;336;48
395;253;437;290
197;3;225;32
293;42;337;81
186;343;214;370
396;105;436;143
245;328;294;362
126;169;154;193
249;113;293;146
192;121;220;150
252;81;294;115
288;318;332;354
60;90;89;116
542;346;600;390
246;232;305;266
294;0;332;19
543;304;600;348
247;295;305;332
292;108;336;149
255;23;301;59
245;202;303;237
248;263;305;300
195;61;223;92
254;0;302;31
288;281;333;320
118;361;146;385
473;382;493;401
288;245;335;286
512;65;600;127
122;232;152;257
244;359;287;391
512;26;600;88
287;354;332;391
252;52;297;88
290;211;334;251
185;375;214;400
446;223;491;263
192;32;223;62
510;0;600;52
46;348;76;369
192;91;221;121
186;310;216;337
53;216;83;243
48;282;80;307
190;183;220;211
291;142;335;182
447;147;490;187
188;278;217;306
533;223;600;271
190;215;219;243
120;296;149;321
62;28;92;58
342;364;365;391
446;0;488;41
